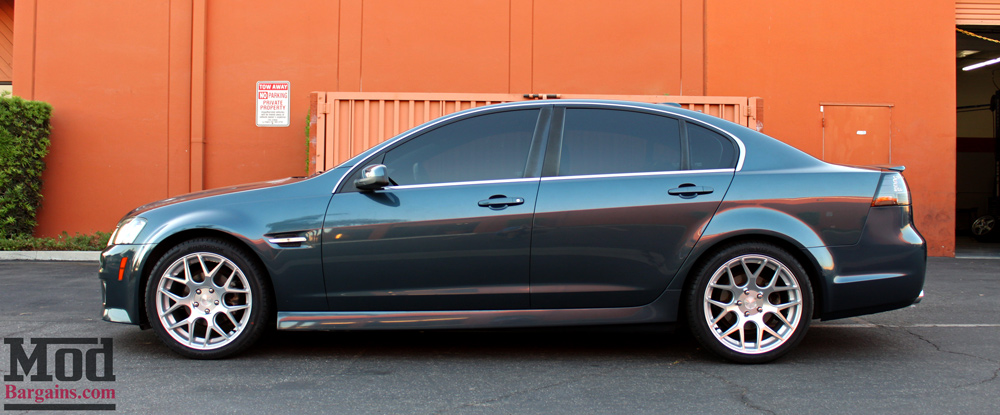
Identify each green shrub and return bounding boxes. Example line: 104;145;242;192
0;231;111;251
0;95;53;238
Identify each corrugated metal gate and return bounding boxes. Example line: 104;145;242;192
308;92;763;173
957;0;1000;25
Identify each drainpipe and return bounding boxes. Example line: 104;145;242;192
190;0;206;192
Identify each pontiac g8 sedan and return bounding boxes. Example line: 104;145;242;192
99;100;925;363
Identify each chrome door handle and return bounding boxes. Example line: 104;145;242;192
478;197;525;208
668;186;714;196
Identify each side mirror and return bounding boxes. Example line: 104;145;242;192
354;164;390;190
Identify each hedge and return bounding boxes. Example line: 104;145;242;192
0;231;111;251
0;95;53;238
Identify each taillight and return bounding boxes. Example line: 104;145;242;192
872;172;911;206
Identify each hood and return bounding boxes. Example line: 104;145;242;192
127;176;307;216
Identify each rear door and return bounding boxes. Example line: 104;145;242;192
530;105;737;308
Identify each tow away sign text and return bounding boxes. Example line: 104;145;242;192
256;81;290;127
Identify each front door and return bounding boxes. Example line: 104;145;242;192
322;108;546;311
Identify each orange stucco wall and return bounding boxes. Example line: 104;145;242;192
705;0;956;256
13;0;955;256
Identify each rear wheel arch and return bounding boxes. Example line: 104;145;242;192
681;234;825;320
682;238;816;362
137;229;275;329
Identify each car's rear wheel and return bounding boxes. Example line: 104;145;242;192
686;242;813;363
145;238;270;359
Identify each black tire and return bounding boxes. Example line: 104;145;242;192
972;215;997;242
145;238;271;359
685;242;813;364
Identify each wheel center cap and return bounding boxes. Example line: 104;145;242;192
739;290;761;315
195;285;220;311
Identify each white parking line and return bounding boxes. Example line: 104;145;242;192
815;323;1000;328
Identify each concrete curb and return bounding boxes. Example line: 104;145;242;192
0;251;101;262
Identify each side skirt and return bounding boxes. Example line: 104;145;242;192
277;304;677;331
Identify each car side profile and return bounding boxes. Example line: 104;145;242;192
99;100;925;363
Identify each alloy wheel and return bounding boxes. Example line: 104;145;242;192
702;254;804;355
154;252;253;350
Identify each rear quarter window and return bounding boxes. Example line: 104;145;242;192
687;123;737;170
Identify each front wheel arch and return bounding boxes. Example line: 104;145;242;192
137;229;275;329
144;237;273;358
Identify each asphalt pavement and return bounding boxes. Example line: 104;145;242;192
1;258;998;414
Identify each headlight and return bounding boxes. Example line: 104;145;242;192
109;217;147;246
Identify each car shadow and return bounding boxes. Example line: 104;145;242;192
108;322;911;363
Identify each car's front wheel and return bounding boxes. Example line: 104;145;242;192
686;242;813;363
145;238;271;359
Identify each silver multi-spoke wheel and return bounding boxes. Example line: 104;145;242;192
155;252;253;350
702;254;803;355
687;243;813;363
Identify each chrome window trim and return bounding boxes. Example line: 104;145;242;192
384;177;540;191
331;102;550;194
559;102;747;172
541;168;736;182
331;100;748;193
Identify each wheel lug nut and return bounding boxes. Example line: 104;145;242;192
736;301;742;306
193;302;199;307
196;289;202;294
214;300;220;305
757;293;763;299
209;289;214;293
744;290;750;295
744;311;750;317
204;308;211;314
757;307;763;312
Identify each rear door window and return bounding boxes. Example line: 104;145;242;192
559;109;682;176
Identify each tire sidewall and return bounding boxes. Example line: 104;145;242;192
685;242;814;364
145;238;270;359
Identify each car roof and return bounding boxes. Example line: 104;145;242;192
339;99;826;173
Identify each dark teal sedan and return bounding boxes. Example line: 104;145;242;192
99;100;925;363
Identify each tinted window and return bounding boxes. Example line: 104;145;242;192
688;123;736;169
559;109;681;176
382;110;539;185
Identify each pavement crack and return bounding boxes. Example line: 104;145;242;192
0;325;49;338
434;356;693;415
435;374;584;414
686;366;775;415
858;318;1000;389
332;349;367;376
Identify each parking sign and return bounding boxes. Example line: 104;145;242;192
255;81;290;127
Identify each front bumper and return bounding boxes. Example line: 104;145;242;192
98;244;149;326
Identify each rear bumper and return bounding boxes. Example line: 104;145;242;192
809;205;926;320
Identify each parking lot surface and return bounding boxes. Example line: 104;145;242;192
1;257;998;414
